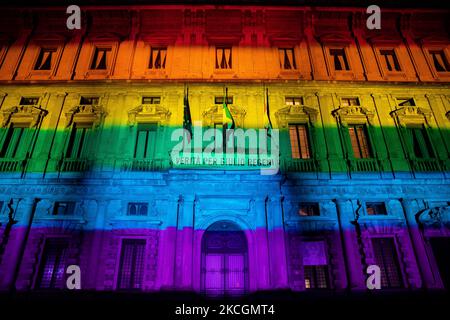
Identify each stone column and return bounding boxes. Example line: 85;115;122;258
254;197;270;290
335;199;365;290
401;199;437;288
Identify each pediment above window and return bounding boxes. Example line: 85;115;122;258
390;106;432;127
332;106;375;126
202;105;246;127
65;105;105;128
128;104;171;126
275;105;319;128
0;105;46;128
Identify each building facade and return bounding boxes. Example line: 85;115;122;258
0;4;449;295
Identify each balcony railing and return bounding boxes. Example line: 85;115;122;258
59;158;92;172
121;158;165;172
410;158;442;172
0;158;24;172
349;158;379;172
283;158;318;172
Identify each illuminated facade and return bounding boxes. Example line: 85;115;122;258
0;4;449;295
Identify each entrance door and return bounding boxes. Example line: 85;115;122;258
430;237;450;290
201;221;248;296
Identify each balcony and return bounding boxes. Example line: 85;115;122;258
121;158;165;172
348;158;379;172
0;158;24;172
410;158;443;172
59;159;92;172
283;158;318;172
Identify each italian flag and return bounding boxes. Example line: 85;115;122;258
222;88;235;130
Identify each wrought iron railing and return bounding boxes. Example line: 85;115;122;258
348;158;379;172
0;158;24;172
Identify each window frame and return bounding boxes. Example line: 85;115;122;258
215;46;233;70
328;47;351;71
278;47;297;70
116;238;147;291
288;123;313;160
148;47;168;70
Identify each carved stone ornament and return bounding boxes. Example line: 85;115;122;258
390;106;433;127
0;105;47;128
202;105;246;127
65;105;106;128
128;104;171;126
332;105;375;126
275;104;319;128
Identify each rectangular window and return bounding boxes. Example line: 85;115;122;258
372;238;403;288
405;126;434;159
397;97;415;106
34;48;56;71
149;47;167;69
0;124;28;158
36;238;69;289
289;124;311;159
214;96;233;105
80;97;99;105
90;47;111;70
341;97;360;107
20;97;39;105
127;203;148;216
285;97;303;106
278;48;297;70
117;239;146;290
380;49;401;71
302;241;329;289
215;47;232;69
142;96;161;104
65;123;91;159
348;125;371;158
298;203;320;217
53;202;76;216
134;123;157;159
429;50;450;72
329;48;350;71
366;202;387;215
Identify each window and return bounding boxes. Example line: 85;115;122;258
302;241;330;289
214;96;233;105
215;47;232;69
285;97;303;106
80;97;99;105
278;48;297;70
53;202;76;216
372;238;403;288
65;123;91;159
380;49;401;71
117;239;146;290
134;123;157;159
127;203;148;216
397;97;415;106
34;48;56;71
341;97;360;107
329;48;350;71
348;125;371;158
36;238;69;289
298;203;319;217
289;124;311;159
20;97;39;105
0;124;28;158
429;50;450;72
90;47;111;70
142;96;161;104
149;47;167;69
405;126;434;158
366;202;387;215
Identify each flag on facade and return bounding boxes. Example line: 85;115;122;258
183;86;192;141
264;87;273;132
222;87;235;130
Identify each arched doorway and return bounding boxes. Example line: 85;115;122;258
201;220;249;296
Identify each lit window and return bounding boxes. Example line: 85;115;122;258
36;238;69;289
302;241;330;289
289;124;311;159
366;202;387;215
215;47;232;69
80;97;99;105
298;203;319;217
90;47;111;70
127;203;148;216
380;49;401;71
53;202;76;216
214;96;233;105
329;48;350;71
341;97;360;107
348;125;371;158
20;97;39;105
34;48;56;71
134;123;157;159
397;98;415;106
117;239;146;290
142;96;161;104
278;48;297;70
372;238;403;288
429;50;450;72
285;97;303;105
149;47;167;69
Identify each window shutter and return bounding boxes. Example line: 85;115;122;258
216;48;223;68
356;126;370;158
95;50;106;69
278;49;285;69
38;51;52;70
135;130;147;159
286;49;295;69
384;54;393;71
433;52;446;72
160;49;167;68
289;125;300;159
348;127;361;158
224;48;232;68
297;125;310;159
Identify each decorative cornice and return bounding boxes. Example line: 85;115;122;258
332;105;375;126
128;104;171;126
275;104;319;128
